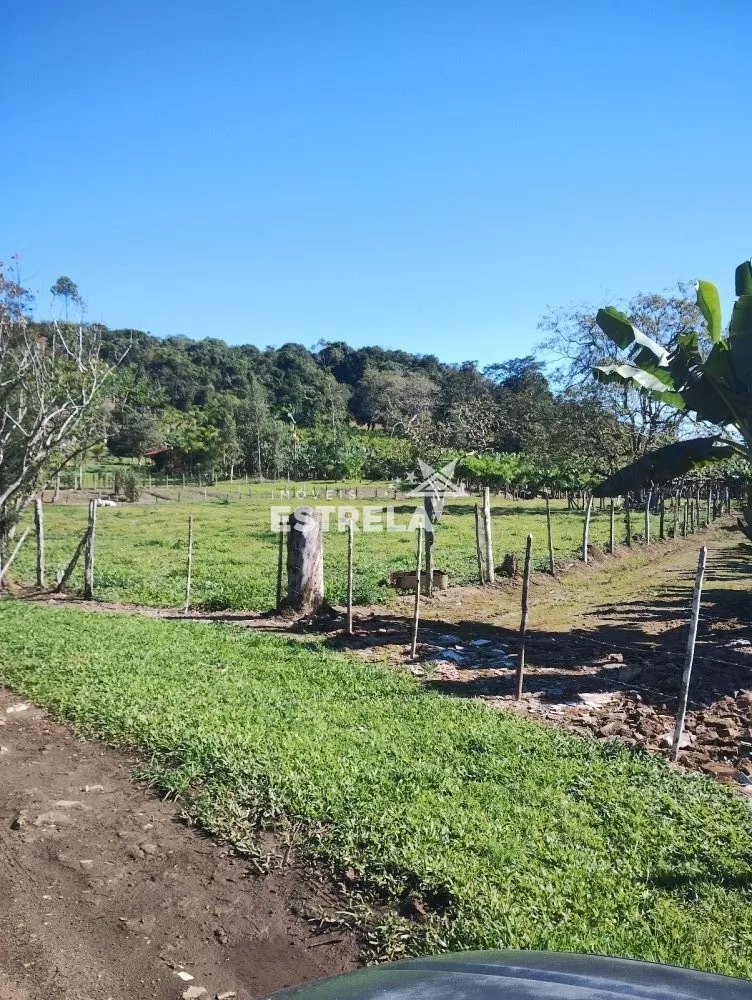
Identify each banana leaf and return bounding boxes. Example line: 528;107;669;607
593;363;685;409
591;437;737;497
695;280;723;343
596;307;670;365
736;261;752;296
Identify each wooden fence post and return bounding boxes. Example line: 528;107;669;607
410;526;424;659
683;498;688;537
546;495;555;574
625;495;632;547
671;546;708;762
286;507;324;615
482;487;494;583
609;498;615;554
644;487;652;545
83;499;96;599
515;533;533;700
424;496;435;598
474;504;485;584
184;515;194;612
659;494;665;541
673;489;680;538
34;497;45;587
582;495;593;563
346;517;354;636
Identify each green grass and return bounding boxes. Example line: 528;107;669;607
1;600;750;974
13;486;668;611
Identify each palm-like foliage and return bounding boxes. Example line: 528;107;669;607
591;260;752;530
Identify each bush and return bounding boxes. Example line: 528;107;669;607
123;470;141;502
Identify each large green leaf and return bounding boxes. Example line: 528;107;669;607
595;307;670;365
730;295;752;339
696;280;723;343
592;437;738;497
735;260;752;296
593;363;685;409
727;260;752;396
667;335;741;426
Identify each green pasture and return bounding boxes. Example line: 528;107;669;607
14;483;668;611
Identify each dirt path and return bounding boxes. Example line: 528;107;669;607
0;689;357;1000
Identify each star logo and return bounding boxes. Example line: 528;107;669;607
406;459;466;500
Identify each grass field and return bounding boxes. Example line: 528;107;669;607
13;482;668;611
0;601;750;975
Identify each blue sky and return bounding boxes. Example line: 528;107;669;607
3;1;750;367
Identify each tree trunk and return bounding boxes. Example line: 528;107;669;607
286;507;324;615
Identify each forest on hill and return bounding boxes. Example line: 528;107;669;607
23;275;738;493
63;324;626;487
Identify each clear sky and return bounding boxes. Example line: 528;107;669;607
3;1;750;367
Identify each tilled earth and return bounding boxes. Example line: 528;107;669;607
0;689;357;1000
338;625;752;789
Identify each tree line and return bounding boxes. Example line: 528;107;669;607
2;263;748;548
27;305;650;484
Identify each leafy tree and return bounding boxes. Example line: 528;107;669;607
50;275;81;320
540;288;701;458
108;408;163;458
590;260;752;533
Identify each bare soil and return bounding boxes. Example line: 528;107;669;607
0;689;357;1000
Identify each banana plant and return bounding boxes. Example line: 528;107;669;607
591;260;752;534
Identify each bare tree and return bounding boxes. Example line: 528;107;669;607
357;368;441;436
539;286;701;459
0;259;126;541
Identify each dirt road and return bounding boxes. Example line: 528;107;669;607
0;689;356;1000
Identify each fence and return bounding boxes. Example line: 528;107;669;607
10;479;737;615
